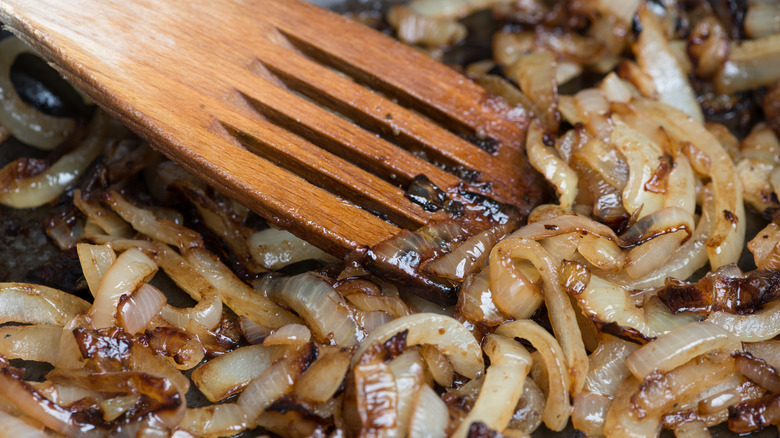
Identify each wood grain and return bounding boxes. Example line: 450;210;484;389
0;0;546;256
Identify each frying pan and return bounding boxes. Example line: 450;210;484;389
0;1;774;436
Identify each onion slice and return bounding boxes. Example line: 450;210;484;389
352;313;483;379
0;283;89;326
191;344;277;402
453;334;532;437
408;385;448;438
89;248;157;329
626;321;742;381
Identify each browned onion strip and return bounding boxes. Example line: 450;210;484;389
0;283;89;326
527;121;578;209
626;321;742;381
104;190;203;251
185;247;299;329
495;321;570;432
747;222;780;270
0;111;112;209
453;334;532;437
491;238;588;395
352;313;483;379
0;38;77;150
631;98;745;269
425;221;514;282
353;357;398;435
73;191;133;243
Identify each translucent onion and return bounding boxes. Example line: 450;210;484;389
510;50;559;132
386;5;467;47
248;227;336;271
744;340;780;371
185;247;299;329
118;283;167;334
457;268;509;327
747;222;780;270
191;344;276;402
387;350;426;438
259;273;358;345
734;352;780;393
491;238;588;395
624;229;687;279
744;1;780;38
714;34;780;94
626;321;742;380
352;313;483;379
425;221;514;282
610;121;666;218
0;324;61;364
633;98;745;269
263;323;311;346
643;296;701;336
76;243;117;298
687;16;730;79
527;121;578;209
574;88;612;141
406;0;509;19
239;316;272;345
292;346;352;403
407;385;448;438
488;242;544;319
419;343;454;388
496;321;571;431
707;298;780;342
0;37;76;150
633;4;703;123
0;283;90;326
89;248;157;329
179;404;248;438
0;408;48;437
0;111;111;208
73;190;133;242
453;334;532;437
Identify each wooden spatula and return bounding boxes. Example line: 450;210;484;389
0;0;545;258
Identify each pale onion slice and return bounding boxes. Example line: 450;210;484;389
89;248;157;329
191;344;276;402
453;334;532;437
496;321;571;432
248;227;336;270
747;222;780;270
99;394;141;422
104;190;203;250
128;343;191;394
55;316;87;370
239;316;272;345
632;98;745;269
624;229;687;279
583;334;639;397
715;34;780;94
509;378;545;435
0;324;61;364
292;346;352;403
488;241;544;320
259;273;358;346
185;247;299;329
626;321;742;381
600;72;634;104
457;268;509;327
344;292;411;319
574;88;613;141
0;38;76;150
491;238;588;394
117;283;166;334
419;343;454;388
663;146;697;215
576;232;624;271
744;1;780;38
744;340;780;371
0;408;47;437
527;121;578;209
619;207;694;246
386;350;426;438
0;111;112;208
707;298;780;342
386;5;467;47
263;323;311;346
605;353;736;437
633;4;703;122
237;344;315;424
510;50;559;131
643;296;700;336
0;283;89;326
76;243;117;298
407;385;448;438
73;190;134;242
179;404;248;438
352;313;483;379
610;121;666;219
406;0;509;19
673;420;710;438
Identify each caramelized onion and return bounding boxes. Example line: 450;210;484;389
626;321;742;380
453;334;532;437
353;313;483;379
